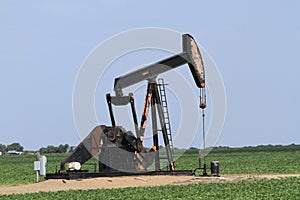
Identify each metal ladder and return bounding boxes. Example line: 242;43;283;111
158;78;174;153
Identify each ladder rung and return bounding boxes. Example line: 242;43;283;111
158;78;173;152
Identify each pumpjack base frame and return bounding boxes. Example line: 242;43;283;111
45;170;193;180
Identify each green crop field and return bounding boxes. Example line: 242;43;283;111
159;145;300;174
0;154;67;185
1;145;300;185
0;145;300;199
1;177;300;199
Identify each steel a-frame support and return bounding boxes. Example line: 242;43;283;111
140;79;175;171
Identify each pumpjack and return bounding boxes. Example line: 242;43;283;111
46;34;207;179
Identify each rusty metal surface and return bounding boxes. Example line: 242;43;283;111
140;83;152;138
60;125;106;170
182;34;205;88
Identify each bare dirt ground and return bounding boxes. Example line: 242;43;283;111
1;174;300;195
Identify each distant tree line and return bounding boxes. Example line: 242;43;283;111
39;144;69;154
0;143;70;154
186;144;300;154
0;142;24;152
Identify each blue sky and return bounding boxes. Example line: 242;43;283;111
1;1;299;150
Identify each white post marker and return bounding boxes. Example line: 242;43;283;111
34;153;47;182
34;160;40;182
40;156;47;176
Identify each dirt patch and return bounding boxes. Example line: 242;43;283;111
1;174;300;195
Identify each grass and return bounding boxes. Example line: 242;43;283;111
0;145;300;185
0;154;66;185
175;146;300;174
1;145;300;199
1;177;300;199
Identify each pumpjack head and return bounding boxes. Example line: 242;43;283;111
182;34;205;88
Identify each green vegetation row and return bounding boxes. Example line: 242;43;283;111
1;177;300;199
1;147;300;186
39;144;69;154
0;143;24;152
0;143;71;155
187;143;300;154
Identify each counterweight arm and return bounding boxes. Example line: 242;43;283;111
113;34;206;97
